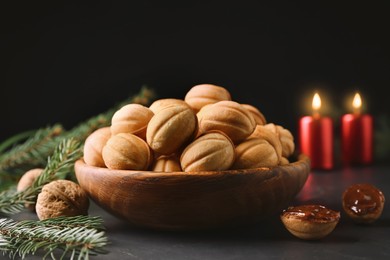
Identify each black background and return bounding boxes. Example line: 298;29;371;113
1;1;389;150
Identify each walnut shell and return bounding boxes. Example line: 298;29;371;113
151;154;182;172
17;168;44;211
102;133;152;170
149;98;190;114
264;123;295;158
180;131;235;172
241;104;267;125
232;137;279;169
249;125;283;164
111;104;154;139
83;127;111;167
36;180;89;220
146;104;197;155
197;101;256;143
184;84;232;113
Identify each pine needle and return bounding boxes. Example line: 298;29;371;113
0;138;82;215
0;215;108;260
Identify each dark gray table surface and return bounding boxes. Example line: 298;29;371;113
13;164;390;260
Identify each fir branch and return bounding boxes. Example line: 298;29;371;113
0;215;108;260
64;85;156;143
0;139;82;215
0;85;156;177
65;114;111;143
0;173;19;191
36;216;105;231
0;125;64;173
0;129;37;154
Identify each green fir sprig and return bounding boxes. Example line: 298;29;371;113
0;215;108;260
0;87;158;259
0;138;82;215
0;86;156;188
65;85;156;142
0;125;64;174
0;129;38;155
33;215;105;230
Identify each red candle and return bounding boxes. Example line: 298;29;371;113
341;93;373;166
299;93;334;170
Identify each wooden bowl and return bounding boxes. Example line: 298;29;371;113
75;154;310;231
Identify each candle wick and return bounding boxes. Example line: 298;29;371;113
353;108;361;115
313;111;320;119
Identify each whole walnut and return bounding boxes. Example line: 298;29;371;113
111;104;154;139
83;127;111;167
151;154;182;172
197;101;256;143
36;180;89;220
147;104;197;155
17;168;44;211
241;104;267;125
232;137;280;169
149;98;190;114
249;125;283;163
264;123;295;158
184;84;232;113
180;131;235;172
103;133;152;170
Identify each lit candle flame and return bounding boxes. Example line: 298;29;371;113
352;92;362;113
312;93;321;117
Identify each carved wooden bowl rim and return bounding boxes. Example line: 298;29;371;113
75;154;311;230
75;153;310;178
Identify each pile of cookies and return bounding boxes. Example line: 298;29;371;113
83;84;295;172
